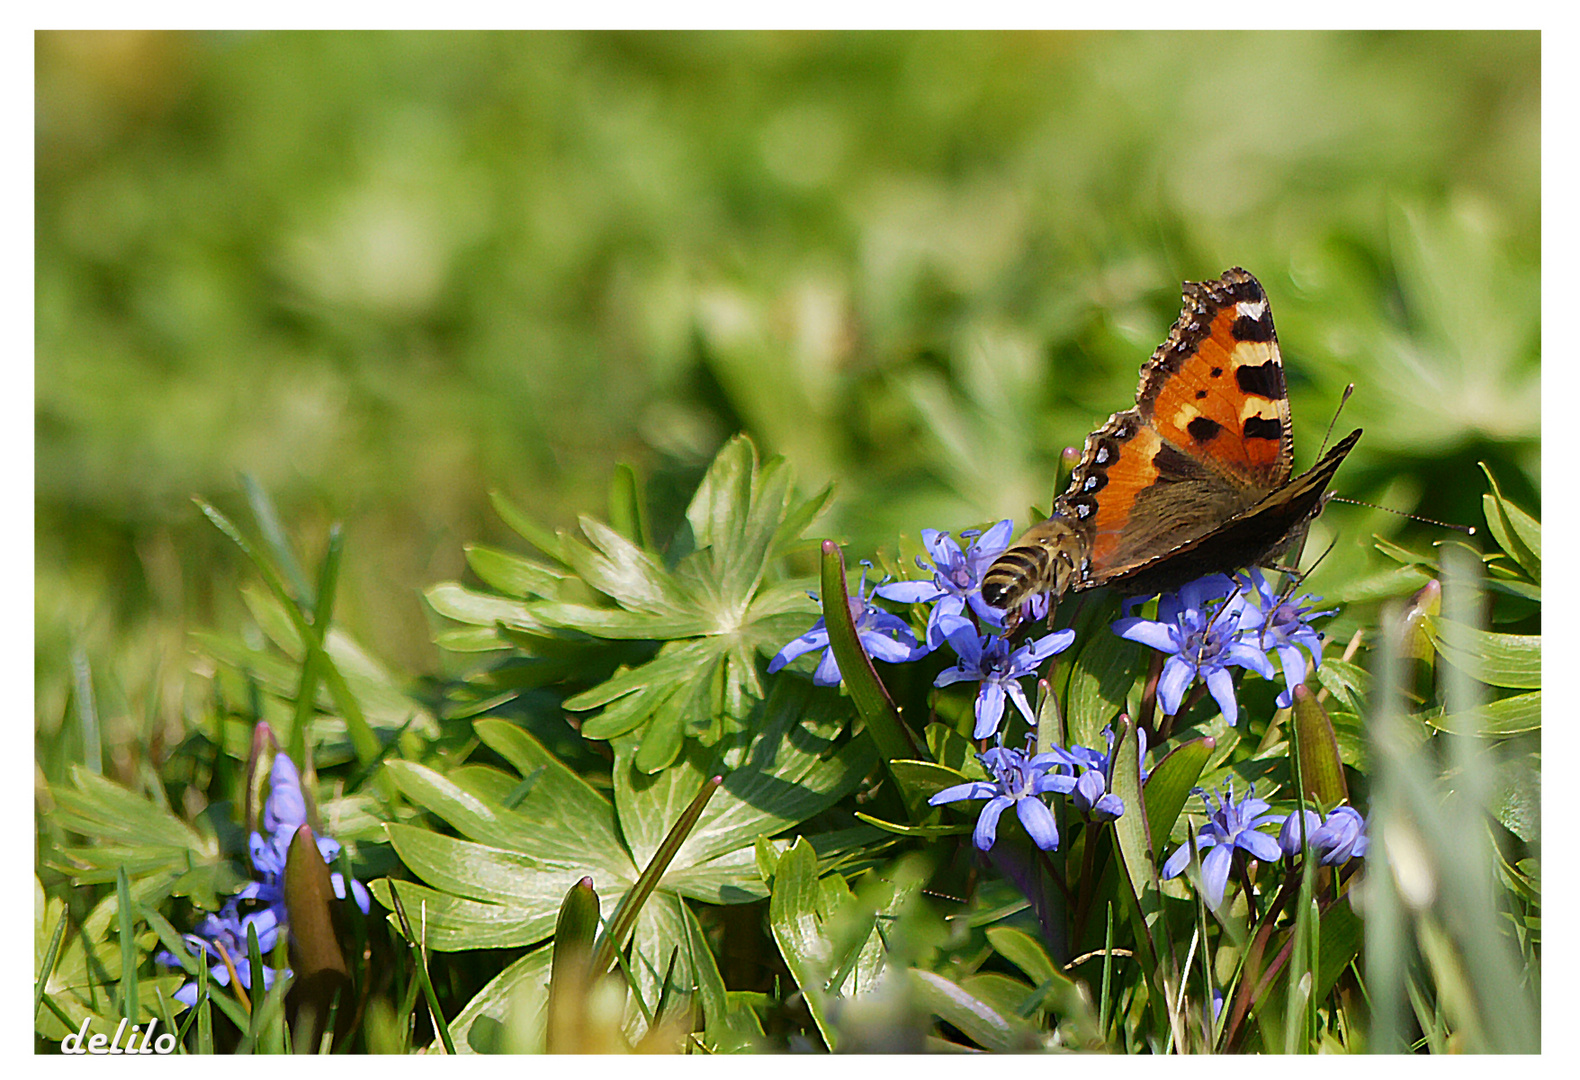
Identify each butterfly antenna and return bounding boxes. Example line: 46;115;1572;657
1277;535;1340;600
1315;384;1355;457
1326;497;1476;535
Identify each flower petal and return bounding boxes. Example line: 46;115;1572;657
812;648;843;686
1161;838;1196;880
769;626;831;671
1204;666;1239;723
862;630;922;664
1201;842;1235;908
940;617;983;664
1113;616;1177;653
974;796;1012;851
1237;828;1282;864
1034;771;1079;795
973;682;1007;740
1020;628;1077;665
1157;657;1195;717
1016;797;1061;851
1004;680;1038;728
928;780;998;806
1092;793;1125;820
875;580;943;604
973;519;1015;559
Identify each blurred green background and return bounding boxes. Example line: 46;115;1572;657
36;31;1540;749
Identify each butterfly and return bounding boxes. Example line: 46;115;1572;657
981;267;1361;630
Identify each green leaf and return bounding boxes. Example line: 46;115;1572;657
439;944;554;1053
985;925;1057;986
1062;619;1146;749
818;539;921;772
463;544;567;600
47;766;236;901
1426;690;1541;736
53;766;210;852
1107;715;1177;1041
887;759;969;809
924;721;983;777
284;823;349;1048
435;439;827;772
853;812;969;839
678;895;763;1052
383;677;864;975
196;499;385;776
986;927;1101;1045
1479;464;1540;581
545;877;600;1053
608;462;651;550
241;473;313;607
612;677;873;902
116;865;138;1024
1315;658;1370;713
488;489;568;565
906;969;1037;1052
1142;736;1214;862
1291;688;1349;806
592;774;723;976
1489;749;1541;844
768;837;839;1049
425;582;558;636
1424;617;1540;689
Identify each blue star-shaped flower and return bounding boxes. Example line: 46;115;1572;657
1056;724;1150;785
155;897;289;1009
1228;569;1336;708
1111;574;1276;723
243;754;371;915
768;565;926;687
875;520;1015;648
1278;804;1369;865
934;615;1075;740
1068;767;1126;821
1310;805;1369;865
1161;781;1283;908
928;745;1077;851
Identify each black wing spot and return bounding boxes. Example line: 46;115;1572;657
1243;415;1282;441
1187;416;1222;444
1152;442;1210;481
1232;313;1275;342
1210;366;1224;378
1235;360;1283;400
1195;389;1207;400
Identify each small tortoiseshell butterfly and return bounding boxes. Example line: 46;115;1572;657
982;267;1361;629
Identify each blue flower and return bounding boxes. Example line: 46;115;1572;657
1278;804;1369;865
245;754;371;915
1057;725;1150;785
769;564;926;687
1277;808;1324;859
1229;569;1335;708
1161;782;1283;908
1112;574;1276;723
1310;805;1369;865
1068;768;1126;821
928;746;1077;851
155;897;290;1009
1040;729;1135;821
875;521;1016;648
934;615;1075;740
